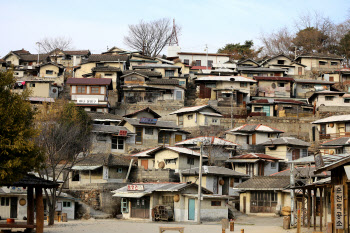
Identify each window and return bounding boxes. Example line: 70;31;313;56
184;59;189;65
278;83;285;87
145;128;153;135
268;133;275;138
63;201;71;208
277;60;285;65
46;70;54;75
91;87;100;94
254;107;263;112
302;149;308;157
121;198;129;213
325;96;334;101
179;81;186;85
319;61;327;65
187;157;194;165
211;201;221;206
271;162;276;168
345;99;350;103
117;168;123;173
30;83;35;87
195;60;201;66
212;119;218;123
331;62;338;66
72;171;80;181
135;127;143;144
187;114;193;120
207;60;213;67
112;136;124;150
105;73;112;76
247;73;253;78
77;86;86;94
240;82;248;88
165;70;175;77
158;131;170;144
1;197;9;206
302;84;312;89
96;63;104;67
205;83;216;88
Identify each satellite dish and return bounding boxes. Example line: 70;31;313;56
158;161;165;169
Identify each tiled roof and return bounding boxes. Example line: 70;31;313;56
175;136;239;146
87;54;129;62
228;124;284;133
92;66;121;72
235;176;290;190
249;99;307;105
131;146;205;157
64;50;90;56
75;154;135;167
91;125;132;134
147;79;179;85
270;166;329;178
297;53;343;60
230;153;282;160
133;64;181;69
237;67;286;72
121;118;181;129
21;54;49;62
12;49;31;55
321;137;350;146
237;58;259;66
312;115;350;124
123;70;162;77
122;107;161;118
180;166;249;177
195;76;256;82
294;79;335;84
170;105;222;115
66;78;112;85
0;174;59;188
88;112;123;121
258;137;310;147
254;76;294;81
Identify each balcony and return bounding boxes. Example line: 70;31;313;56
320;132;350;140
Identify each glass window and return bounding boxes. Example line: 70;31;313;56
184;59;189;65
271;162;276;168
187;157;194;165
112;136;124;150
77;86;86;94
278;83;285;87
46;70;54;75
277;60;285;65
135;127;143;144
207;60;213;67
211;201;221;206
117;168;123;173
121;198;129;213
158;131;170;144
91;87;100;94
145;128;153;135
319;61;327;65
63;201;71;208
165;70;175;77
240;82;247;87
325;96;334;101
187;114;193;120
1;197;9;206
331;62;338;66
195;60;201;66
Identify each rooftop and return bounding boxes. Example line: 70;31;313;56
230;153;282;161
254;76;294;81
170;105;222;115
66;78;112;85
227;124;284;134
195;76;256;82
258;137;311;147
175;136;239;147
312;115;350;124
235;176;290;190
180;166;249;177
87;54;129;62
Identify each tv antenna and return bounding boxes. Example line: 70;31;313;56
168;19;179;46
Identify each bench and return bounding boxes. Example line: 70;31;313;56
159;226;184;233
0;223;36;232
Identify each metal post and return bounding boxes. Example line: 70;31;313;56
231;89;233;129
197;143;203;224
205;44;208;70
290;163;296;226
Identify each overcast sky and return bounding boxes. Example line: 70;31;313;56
1;0;349;57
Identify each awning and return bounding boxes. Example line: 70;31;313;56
71;165;102;170
112;192;149;198
225;159;259;163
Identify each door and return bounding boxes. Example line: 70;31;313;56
213;177;218;194
346;123;350;135
199;84;211;99
175;134;183;143
130;197;150;219
175;91;183;100
243;197;246;214
10;197;18;218
329;76;334;82
252;134;256;145
222;177;229;195
141;159;148;170
188;199;195;220
263;106;270;116
298;67;302;75
292;149;300;160
178;115;183;127
237;93;243;106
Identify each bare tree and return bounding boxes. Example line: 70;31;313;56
124;18;181;57
35;99;91;225
260;27;294;57
38;36;73;63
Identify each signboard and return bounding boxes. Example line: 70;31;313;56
118;130;128;136
335;185;344;229
139;117;158;125
127;184;144;191
77;98;98;104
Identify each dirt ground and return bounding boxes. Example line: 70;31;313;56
44;215;299;233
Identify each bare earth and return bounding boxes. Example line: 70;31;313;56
44;216;298;233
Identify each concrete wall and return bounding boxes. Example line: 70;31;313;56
257;80;291;98
129;168;179;182
40;64;60;78
27;82;50;98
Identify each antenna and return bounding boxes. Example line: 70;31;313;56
168;18;179;46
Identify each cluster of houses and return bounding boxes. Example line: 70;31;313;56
2;44;350;229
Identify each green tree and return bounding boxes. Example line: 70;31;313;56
292;27;329;53
339;31;350;66
217;40;262;60
0;70;44;183
35;99;92;225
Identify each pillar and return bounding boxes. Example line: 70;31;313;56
35;187;44;233
27;186;34;225
319;187;323;232
302;188;306;227
313;188;317;231
307;188;311;229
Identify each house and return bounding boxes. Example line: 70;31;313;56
66;78;113;113
226;153;282;177
129;54;160;69
235;176;291;215
170;105;223;128
236;59;259;67
308;91;348;108
320;137;350;155
237;67;286;78
175;136;240;166
88;111;123;126
131;146;205;171
74;54;129;78
132;64;182;77
253;76;294;98
312;114;350;141
293;79;335;98
112;182;228;222
48;49;91;67
225;124;284;150
38;62;65;82
0;186;76;220
260;54;306;76
91;124;134;155
68;154;135;189
194;76;256;107
271;166;329;181
248;99;312;117
179;166;249;196
2;49;49;67
25;80;60;99
119;108;189;150
295;53;343;81
91;66;121;90
258;137;310;161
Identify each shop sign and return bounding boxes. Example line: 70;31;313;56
127;184;144;191
77;98;98;104
335;185;344;229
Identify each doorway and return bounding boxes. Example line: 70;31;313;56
188;198;195;220
130;197;150;219
10;197;18;218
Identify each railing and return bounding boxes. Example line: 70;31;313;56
320;132;350;140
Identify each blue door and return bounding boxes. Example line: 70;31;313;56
263;106;270;116
188;198;195;220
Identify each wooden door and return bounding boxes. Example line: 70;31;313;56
188;199;195;220
252;134;256;145
329;76;334;82
274;73;281;77
199;84;211;99
292;149;300;160
175;134;183;143
141;159;148;170
10;197;18;218
130;198;150;219
237;93;243;106
222;177;229;195
298;67;302;75
243;197;246;214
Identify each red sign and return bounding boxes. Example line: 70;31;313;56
127;185;144;191
119;130;128;136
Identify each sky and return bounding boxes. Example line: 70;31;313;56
0;0;349;57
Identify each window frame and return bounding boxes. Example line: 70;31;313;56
145;128;153;135
76;86;87;94
46;70;54;75
90;86;100;94
211;201;221;206
112;136;124;151
135;127;143;144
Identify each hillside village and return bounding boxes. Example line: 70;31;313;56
2;43;350;232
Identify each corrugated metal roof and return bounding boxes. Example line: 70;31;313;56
175;136;239;147
258;137;310;147
66;78;112;85
71;165;102;170
235;176;290;190
228;124;284;133
230;153;282;160
170;105;222;115
195;76;256;82
92;125;131;134
321;137;350;146
180;166;249;177
312;115;350;124
199;112;223;117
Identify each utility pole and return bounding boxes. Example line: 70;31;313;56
290;162;296;226
205;44;208;70
36;42;41;77
231;88;234;128
196;142;203;224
